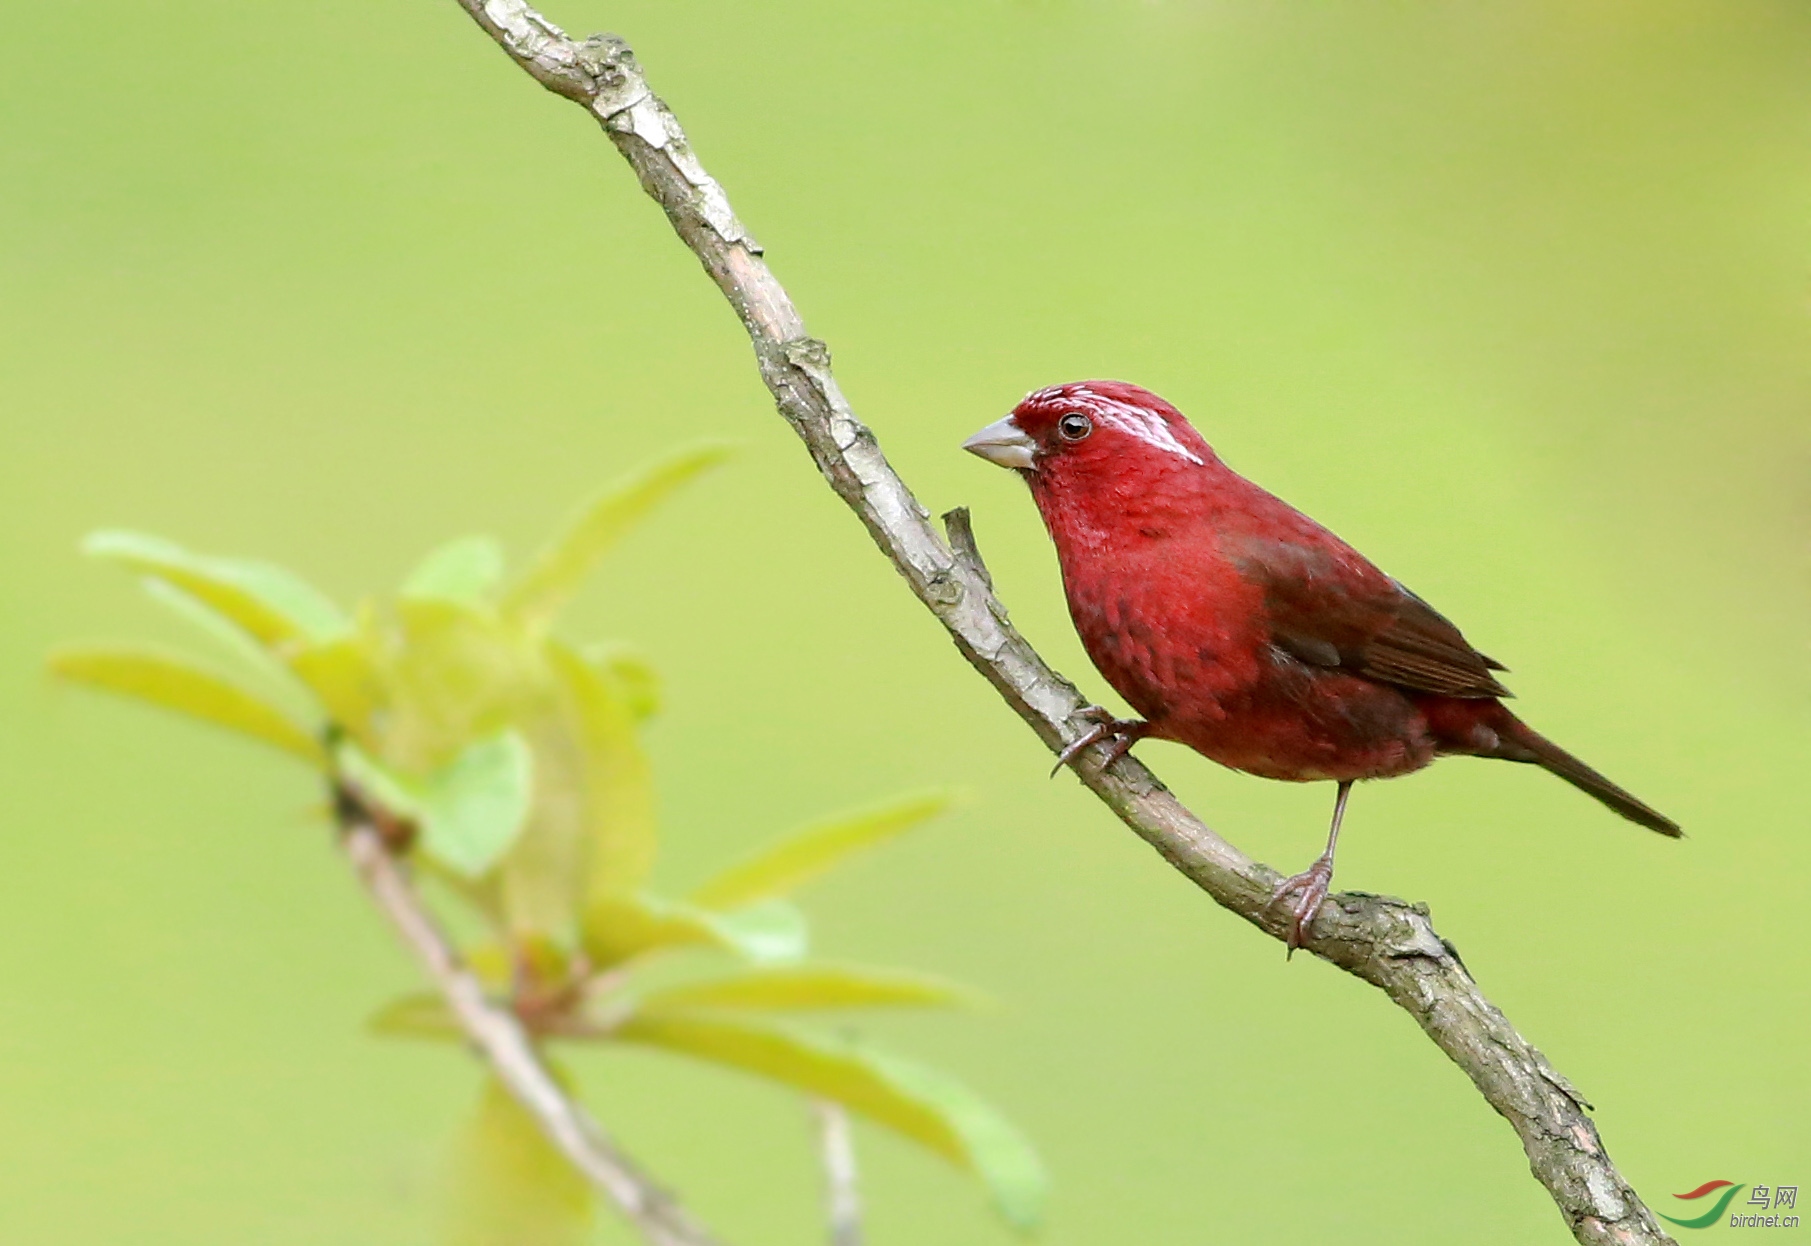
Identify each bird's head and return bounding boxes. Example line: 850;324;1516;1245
963;381;1222;549
963;380;1217;496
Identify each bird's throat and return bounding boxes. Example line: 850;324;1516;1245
1029;467;1209;561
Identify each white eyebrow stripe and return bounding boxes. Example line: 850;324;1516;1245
1085;400;1204;465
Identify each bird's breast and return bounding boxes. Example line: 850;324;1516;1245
1059;545;1264;726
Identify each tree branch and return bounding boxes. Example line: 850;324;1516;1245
809;1099;864;1246
338;810;724;1246
442;5;1676;1242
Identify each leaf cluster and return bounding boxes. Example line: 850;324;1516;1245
53;446;1044;1239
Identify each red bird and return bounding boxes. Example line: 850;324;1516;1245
963;380;1678;949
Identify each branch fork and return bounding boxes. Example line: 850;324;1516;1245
336;788;723;1246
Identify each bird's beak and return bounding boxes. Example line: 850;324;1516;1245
962;416;1038;471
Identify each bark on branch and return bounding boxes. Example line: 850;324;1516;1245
443;4;1676;1241
338;810;723;1246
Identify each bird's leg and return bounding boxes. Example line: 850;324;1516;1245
1052;706;1150;776
1268;780;1352;956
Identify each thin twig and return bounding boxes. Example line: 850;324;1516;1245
440;6;1676;1243
810;1099;864;1246
339;813;723;1246
942;507;993;592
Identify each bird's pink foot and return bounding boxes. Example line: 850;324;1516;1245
1052;708;1148;776
1268;854;1336;955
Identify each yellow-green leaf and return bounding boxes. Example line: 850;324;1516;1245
403;536;506;604
502;443;733;629
443;1076;593;1246
141;577;300;684
691;791;953;911
545;640;656;902
581;642;661;722
367;992;461;1041
641;965;976;1013
50;644;325;764
617;1012;1046;1230
580;894;693;969
288;629;384;740
582;894;808;971
139;576;325;727
381;598;536;770
83;530;350;650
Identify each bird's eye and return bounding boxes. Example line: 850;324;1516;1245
1057;413;1092;442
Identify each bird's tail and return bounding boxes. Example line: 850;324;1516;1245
1497;717;1681;837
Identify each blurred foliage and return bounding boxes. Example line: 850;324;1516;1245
52;450;1046;1238
446;1076;595;1246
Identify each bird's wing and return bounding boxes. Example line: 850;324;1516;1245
1225;533;1510;699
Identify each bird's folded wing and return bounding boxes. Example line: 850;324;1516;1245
1227;534;1510;699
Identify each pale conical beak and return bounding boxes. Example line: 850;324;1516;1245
962;416;1037;471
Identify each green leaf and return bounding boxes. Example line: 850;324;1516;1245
640;965;976;1013
421;733;537;878
502;443;733;629
403;537;506;604
690;790;953;911
83;530;350;650
50;644;325;764
705;900;810;964
367;992;461;1041
443;1076;593;1246
582;894;808;971
617;1012;1046;1230
336;733;534;878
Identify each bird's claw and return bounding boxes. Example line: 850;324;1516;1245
1051;708;1147;777
1267;855;1336;956
1051;722;1110;774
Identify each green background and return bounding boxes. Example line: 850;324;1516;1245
3;0;1806;1241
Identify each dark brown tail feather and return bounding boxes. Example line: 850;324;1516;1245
1499;720;1682;837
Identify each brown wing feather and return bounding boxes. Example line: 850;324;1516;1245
1227;536;1510;700
1358;585;1510;697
